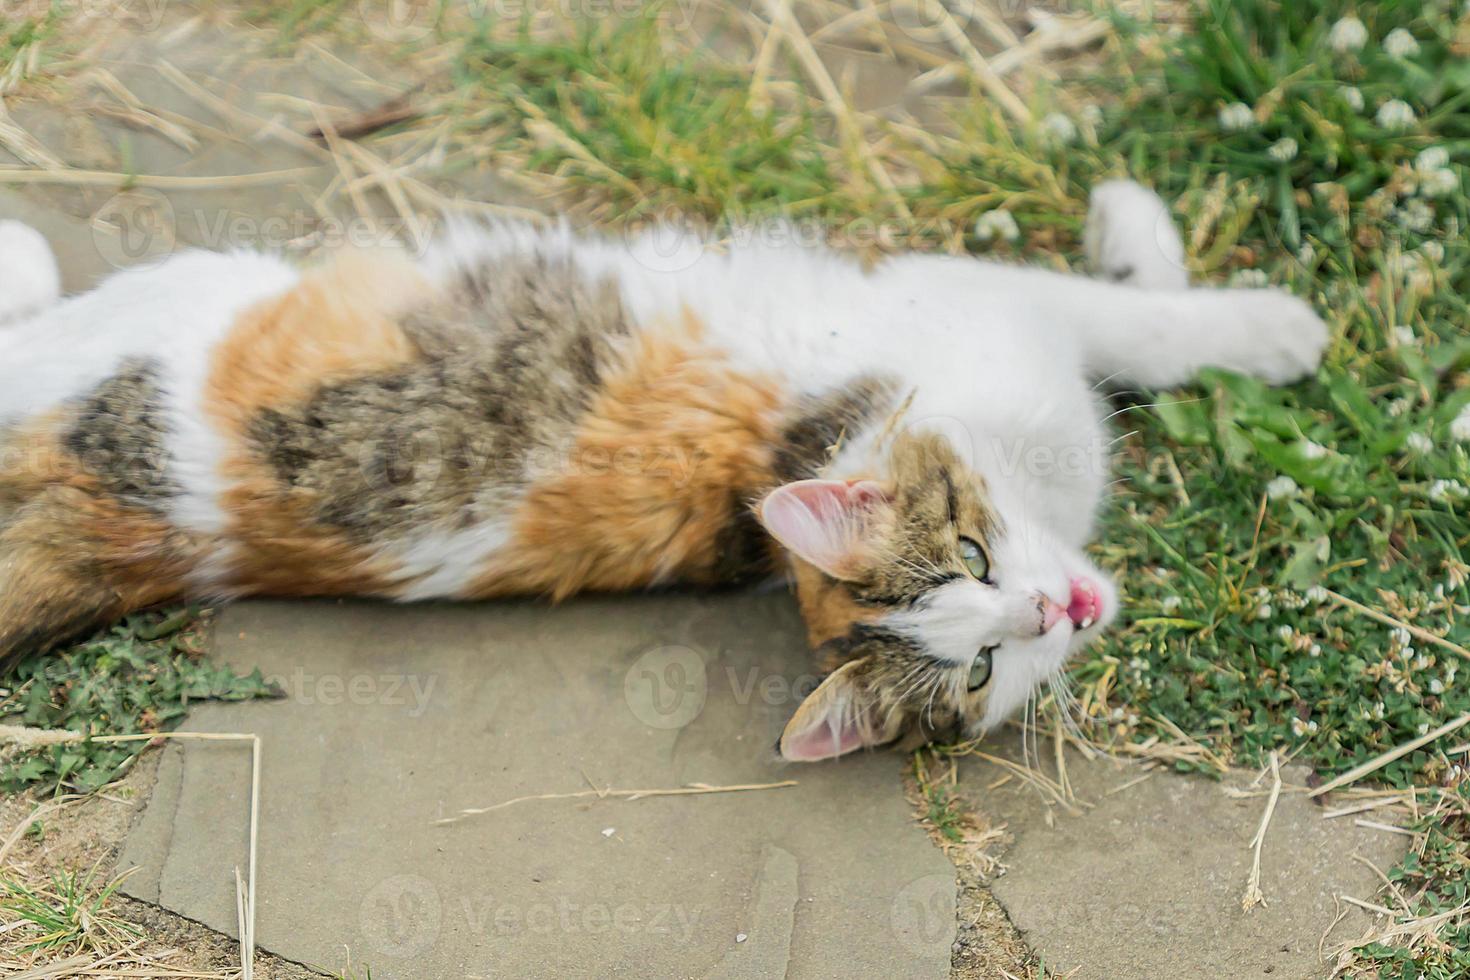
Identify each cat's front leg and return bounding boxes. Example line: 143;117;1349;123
1074;181;1328;388
0;220;62;327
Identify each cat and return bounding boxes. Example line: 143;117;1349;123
0;180;1328;761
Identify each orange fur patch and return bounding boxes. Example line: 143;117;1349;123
0;418;197;662
205;249;431;594
465;315;788;599
789;559;883;654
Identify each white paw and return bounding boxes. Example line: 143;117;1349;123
1222;289;1331;384
1085;180;1190;291
0;220;61;325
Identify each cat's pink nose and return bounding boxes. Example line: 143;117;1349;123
1066;576;1103;630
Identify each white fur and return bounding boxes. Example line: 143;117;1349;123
0;183;1328;729
1085;179;1190;290
0;220;61;328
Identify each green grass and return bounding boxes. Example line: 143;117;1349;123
2;0;1466;970
0;610;276;793
1354;787;1470;978
0;862;139;953
1058;0;1470;786
450;17;848;221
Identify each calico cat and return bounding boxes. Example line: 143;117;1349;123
0;181;1328;761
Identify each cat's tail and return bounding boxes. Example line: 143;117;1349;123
0;220;61;327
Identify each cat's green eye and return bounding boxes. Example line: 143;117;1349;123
959;537;990;581
967;648;994;691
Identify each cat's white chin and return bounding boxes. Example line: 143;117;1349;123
977;570;1117;733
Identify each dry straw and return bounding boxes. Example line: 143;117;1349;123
0;726;261;980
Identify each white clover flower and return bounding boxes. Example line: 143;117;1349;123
1373;701;1386;720
1161;594;1183;614
1266;475;1299;500
1396;199;1435;233
1406;431;1433;454
1450;404;1470;442
1218;102;1255;132
1299;440;1329;460
1419;168;1459;197
1276;624;1295;641
1377;99;1417;130
1391;626;1412;648
1417;147;1451;172
1341;86;1365;112
1297;242;1316;264
1429;479;1468;504
1387;397;1412;417
1384;28;1420;58
1291;716;1319;736
1231;268;1270;288
1306;585;1329;604
974;209;1020;243
1417;720;1431;735
1309;643;1322;657
1329;16;1369;52
1041;112;1078;145
1256;603;1274;620
1268;137;1299;162
1393;325;1416;346
1421;241;1446;264
1431;678;1446;694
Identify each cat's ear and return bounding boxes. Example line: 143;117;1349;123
756;479;889;580
777;658;895;762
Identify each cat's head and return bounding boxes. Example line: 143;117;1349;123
756;431;1115;762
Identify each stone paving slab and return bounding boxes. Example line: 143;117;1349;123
120;595;956;978
966;750;1408;980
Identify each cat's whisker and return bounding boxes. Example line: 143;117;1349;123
1100;397;1204;426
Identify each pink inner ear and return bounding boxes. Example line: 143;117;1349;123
757;478;887;579
779;717;869;762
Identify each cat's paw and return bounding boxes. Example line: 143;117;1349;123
1084;180;1189;291
0;220;61;325
1221;289;1331;384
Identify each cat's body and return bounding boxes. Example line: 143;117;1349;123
0;182;1329;759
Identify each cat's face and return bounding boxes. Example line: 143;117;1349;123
756;432;1116;762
